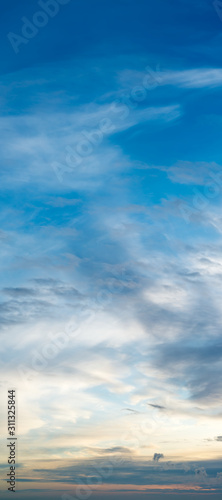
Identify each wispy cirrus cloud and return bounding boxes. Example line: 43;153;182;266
118;67;222;89
1;2;222;496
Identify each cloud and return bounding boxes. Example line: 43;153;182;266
148;404;166;410
119;67;222;90
162;68;222;88
153;453;164;462
2;0;222;496
195;467;207;478
1;44;222;491
0;279;86;329
100;447;132;454
122;408;141;414
3;287;37;297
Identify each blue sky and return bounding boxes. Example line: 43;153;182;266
1;0;222;498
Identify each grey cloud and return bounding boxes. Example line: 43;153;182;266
148;404;166;410
101;447;132;454
146;338;222;406
0;279;86;329
153;453;164;462
3;287;37;297
122;408;141;414
33;457;220;486
195;467;207;478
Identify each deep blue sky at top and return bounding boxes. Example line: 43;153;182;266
0;0;221;279
1;0;222;73
1;0;222;172
1;0;222;288
1;3;222;498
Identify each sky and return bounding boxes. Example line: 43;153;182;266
1;0;222;498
